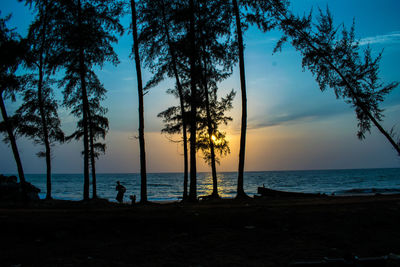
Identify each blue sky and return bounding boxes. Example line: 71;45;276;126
0;0;400;174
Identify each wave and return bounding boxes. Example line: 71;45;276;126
148;184;172;187
333;188;400;196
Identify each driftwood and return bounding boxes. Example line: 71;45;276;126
257;187;325;198
290;253;400;266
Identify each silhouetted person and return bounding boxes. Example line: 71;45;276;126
130;194;136;206
115;181;126;203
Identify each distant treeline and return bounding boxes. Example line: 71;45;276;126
0;0;398;202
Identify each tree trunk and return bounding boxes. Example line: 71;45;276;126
0;93;26;184
89;117;97;199
200;55;218;197
205;86;218;197
37;2;52;199
232;0;248;198
160;0;189;200
131;0;148;203
78;0;90;201
188;0;198;202
38;62;52;200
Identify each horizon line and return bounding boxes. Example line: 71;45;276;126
3;166;399;176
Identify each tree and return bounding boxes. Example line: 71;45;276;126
0;15;27;184
130;0;148;203
138;0;190;200
187;0;199;202
266;3;400;155
196;90;236;194
17;0;64;199
53;0;123;200
230;0;286;198
64;71;108;199
16;81;64;199
158;89;236;197
196;0;236;197
232;0;248;198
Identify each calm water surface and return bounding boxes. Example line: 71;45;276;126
12;168;400;202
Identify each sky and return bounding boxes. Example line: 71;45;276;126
0;0;400;174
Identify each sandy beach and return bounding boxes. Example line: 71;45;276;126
1;194;400;266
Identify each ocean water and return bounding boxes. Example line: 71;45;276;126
14;168;400;202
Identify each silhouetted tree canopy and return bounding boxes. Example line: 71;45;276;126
262;3;400;154
0;14;28;184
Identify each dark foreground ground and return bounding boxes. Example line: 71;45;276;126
1;195;400;266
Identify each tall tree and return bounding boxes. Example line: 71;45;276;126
18;0;64;199
187;0;199;202
196;90;236;192
0;15;27;184
231;0;284;198
196;0;236;197
15;81;64;199
138;0;190;200
54;0;123;200
232;0;248;198
130;0;148;203
64;71;108;199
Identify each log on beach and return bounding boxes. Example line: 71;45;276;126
257;187;326;198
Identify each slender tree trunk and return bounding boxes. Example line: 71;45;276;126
188;0;198;202
38;62;52;199
88;118;97;199
160;0;189;200
0;93;26;184
197;2;219;197
200;57;219;197
232;0;248;198
78;0;90;201
131;0;148;203
79;59;90;201
205;87;218;197
37;3;52;199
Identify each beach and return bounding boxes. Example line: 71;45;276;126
1;194;400;266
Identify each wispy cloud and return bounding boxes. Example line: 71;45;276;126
123;76;135;81
359;32;400;46
246;37;278;46
248;104;350;130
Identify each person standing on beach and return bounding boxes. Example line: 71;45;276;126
116;181;126;203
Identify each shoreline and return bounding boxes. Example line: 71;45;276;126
35;187;400;204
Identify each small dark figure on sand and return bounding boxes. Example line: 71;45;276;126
115;181;126;203
129;195;136;206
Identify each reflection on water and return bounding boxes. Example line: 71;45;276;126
198;173;236;198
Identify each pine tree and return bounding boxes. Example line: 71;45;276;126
196;0;236;198
53;0;123;200
232;0;248;198
17;0;64;199
266;3;400;154
137;0;190;200
64;71;108;199
130;0;148;203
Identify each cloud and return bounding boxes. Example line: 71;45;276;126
359;32;400;46
248;104;351;130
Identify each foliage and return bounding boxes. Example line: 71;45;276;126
273;7;398;139
0;14;26;101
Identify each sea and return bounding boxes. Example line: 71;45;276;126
11;168;400;202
